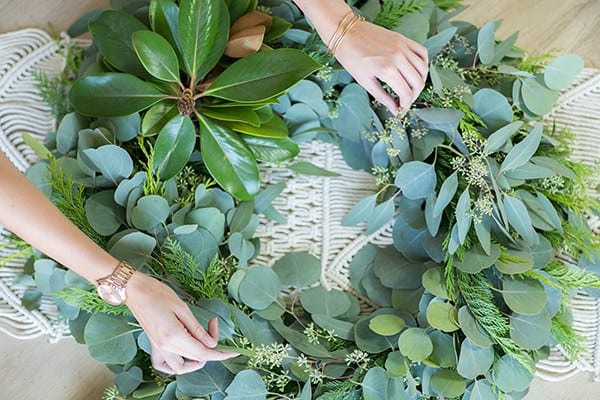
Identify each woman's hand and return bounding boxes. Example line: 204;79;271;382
334;20;429;114
125;273;238;375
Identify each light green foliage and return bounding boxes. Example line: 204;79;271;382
55;287;130;317
160;238;232;302
373;0;428;30
34;39;83;119
0;235;34;268
46;157;106;246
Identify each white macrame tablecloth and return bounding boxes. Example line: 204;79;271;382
0;28;599;381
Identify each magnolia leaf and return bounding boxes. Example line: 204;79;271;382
200;106;261;127
288;161;340;177
369;314;406;336
177;362;234;397
132;30;180;82
89;10;149;77
473;88;513;133
197;0;230;80
141;101;179;136
199;116;260;201
457;339;494;379
477;20;496;65
179;0;221;79
148;0;180;52
70;73;166;117
343;194;377;226
433;171;458;217
225;25;266;58
430;369;467;398
204;49;320;102
502;277;547;315
227;113;289;139
510;308;551;350
398;328;433;362
366;199;395;235
238;266;281;310
84;314;137;364
300;287;352;318
242;135;299;163
500;123;543;173
492;355;534;393
395;161;437;200
362;367;389;400
83;144;133;185
504;195;538;245
272;252;321;288
153;115;196;180
544;54;584;90
521;75;559;116
484;121;523;152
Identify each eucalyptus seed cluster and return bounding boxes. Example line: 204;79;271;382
303;322;336;345
344;349;371;369
248;343;290;369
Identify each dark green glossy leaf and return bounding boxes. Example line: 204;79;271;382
200;106;261;126
179;0;221;79
242;135;299;163
70;73;166;117
204;49;320;102
149;0;180;52
199;116;260;200
225;113;288;138
89;10;149;77
153;115;196;180
132;30;180;82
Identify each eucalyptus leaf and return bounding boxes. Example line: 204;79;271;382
477;20;496;65
510;308;551;350
343;194;377;226
544;54;584;90
272;252;321;288
503;195;538;245
502;277;546;315
83;144;133;185
500;123;543;173
398;328;433;362
84;314;138;364
433;171;458;217
367;199;395;235
491;355;534;393
457;339;494;379
300;287;351;318
395;161;437;200
238;266;281;310
430;369;466;398
362;367;390;400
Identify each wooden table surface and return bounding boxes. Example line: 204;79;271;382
0;1;598;399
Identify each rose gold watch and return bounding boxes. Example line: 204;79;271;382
96;261;136;306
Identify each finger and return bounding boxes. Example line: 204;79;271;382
177;307;218;348
398;62;426;103
208;317;219;341
407;52;429;82
379;68;413;110
355;75;398;114
163;351;208;375
166;331;239;362
409;42;429;65
152;350;176;375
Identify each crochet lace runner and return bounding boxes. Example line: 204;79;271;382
0;28;599;381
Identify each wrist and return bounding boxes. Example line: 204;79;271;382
293;0;353;43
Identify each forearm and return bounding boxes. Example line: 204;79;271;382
0;151;117;283
292;0;353;44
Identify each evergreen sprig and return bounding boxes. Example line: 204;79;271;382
46;157;106;246
55;287;130;317
457;271;534;372
373;0;428;29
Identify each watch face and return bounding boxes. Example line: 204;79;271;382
98;284;126;306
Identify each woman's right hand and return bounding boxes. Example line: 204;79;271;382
125;273;238;375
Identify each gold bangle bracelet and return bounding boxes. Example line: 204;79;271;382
326;11;355;51
330;14;365;56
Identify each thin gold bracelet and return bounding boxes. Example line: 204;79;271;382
326;11;355;51
330;14;365;57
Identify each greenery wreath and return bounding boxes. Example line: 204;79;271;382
8;0;600;399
